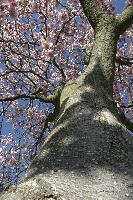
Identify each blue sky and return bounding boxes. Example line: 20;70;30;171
112;0;126;14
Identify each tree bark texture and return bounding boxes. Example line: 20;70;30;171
0;5;133;200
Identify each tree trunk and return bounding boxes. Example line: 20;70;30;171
1;15;133;200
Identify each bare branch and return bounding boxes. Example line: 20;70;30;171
79;0;103;29
116;6;133;35
119;104;133;109
0;87;62;105
116;56;133;66
0;68;48;82
117;107;133;132
0;94;45;103
31;111;57;149
53;58;66;81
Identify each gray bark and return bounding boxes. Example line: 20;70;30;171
1;4;133;200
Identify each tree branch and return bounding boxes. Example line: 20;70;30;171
119;104;133;109
117;109;133;132
114;102;133;132
116;6;133;35
116;56;133;66
31;110;58;150
22;88;63;155
0;87;62;106
53;58;66;81
79;0;103;29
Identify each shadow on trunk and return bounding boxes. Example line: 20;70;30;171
25;88;133;183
